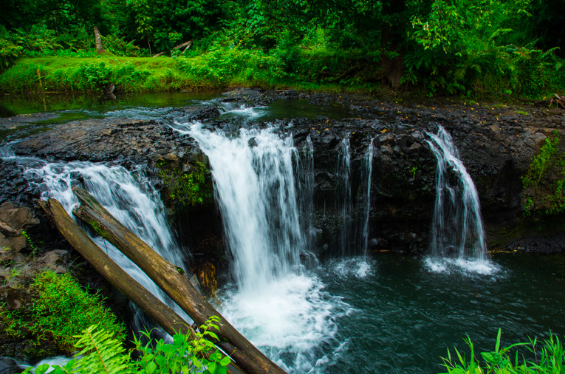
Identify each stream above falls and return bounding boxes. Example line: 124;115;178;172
1;90;565;373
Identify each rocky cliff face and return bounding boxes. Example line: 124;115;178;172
2;89;565;261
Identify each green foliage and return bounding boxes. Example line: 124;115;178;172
101;35;143;57
441;329;565;373
0;36;22;73
2;271;126;354
522;130;565;215
158;161;211;207
1;0;564;96
28;317;230;374
133;316;230;374
409;0;564;97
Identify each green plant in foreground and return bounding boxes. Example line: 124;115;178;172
441;329;565;374
28;317;231;374
2;271;126;354
133;315;230;374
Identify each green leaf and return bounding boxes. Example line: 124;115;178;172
219;356;232;366
146;361;157;373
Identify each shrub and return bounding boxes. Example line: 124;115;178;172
2;270;126;354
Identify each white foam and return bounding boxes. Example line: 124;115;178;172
424;256;500;276
220;273;350;373
331;257;375;279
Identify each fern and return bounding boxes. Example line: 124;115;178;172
72;325;134;374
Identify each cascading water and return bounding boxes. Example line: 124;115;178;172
336;137;352;255
296;136;316;258
425;126;494;273
185;123;348;373
360;138;375;256
23;160;190;329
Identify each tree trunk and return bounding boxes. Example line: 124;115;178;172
39;198;246;374
71;187;287;374
94;26;105;55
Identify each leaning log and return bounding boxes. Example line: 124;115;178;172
39;198;192;338
39;198;246;374
72;187;286;374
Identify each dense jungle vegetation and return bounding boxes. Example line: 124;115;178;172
1;0;565;97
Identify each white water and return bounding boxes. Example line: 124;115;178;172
425;126;495;274
23;160;190;329
336;137;352;255
361;138;375;256
187;123;348;373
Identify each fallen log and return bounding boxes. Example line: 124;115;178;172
72;187;286;374
173;40;192;51
40;198;246;374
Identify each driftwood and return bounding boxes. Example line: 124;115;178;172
174;40;193;52
71;187;286;374
153;40;192;57
550;94;565;109
39;198;246;374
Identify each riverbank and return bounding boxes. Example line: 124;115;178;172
0;56;379;95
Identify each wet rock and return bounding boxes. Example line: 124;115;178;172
0;357;25;374
173;105;221;121
0;204;39;253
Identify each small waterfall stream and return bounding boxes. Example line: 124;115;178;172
425;126;494;273
23;160;191;329
336;137;352;255
360;138;374;256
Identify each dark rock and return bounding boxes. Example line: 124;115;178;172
0;357;25;374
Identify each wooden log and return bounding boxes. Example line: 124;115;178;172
39;198;246;374
173;40;192;50
71;187;286;374
39;198;192;336
182;40;193;53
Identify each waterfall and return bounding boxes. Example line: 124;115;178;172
425;126;487;262
296;136;316;256
23;161;190;329
336;137;352;255
360;138;374;256
188;125;303;291
187;123;345;373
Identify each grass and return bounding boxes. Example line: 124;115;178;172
1;270;126;355
0;52;382;94
441;329;565;374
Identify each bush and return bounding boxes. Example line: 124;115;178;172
2;271;126;354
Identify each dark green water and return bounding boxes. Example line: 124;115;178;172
0;91;221;118
315;254;565;373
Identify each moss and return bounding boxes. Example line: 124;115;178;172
1;271;125;359
522;130;565;216
157;159;213;209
